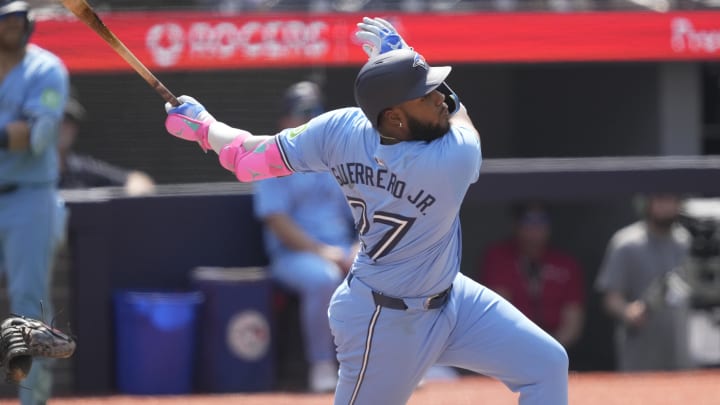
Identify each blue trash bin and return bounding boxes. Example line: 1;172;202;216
191;267;274;393
114;290;203;395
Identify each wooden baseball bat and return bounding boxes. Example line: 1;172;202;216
59;0;180;106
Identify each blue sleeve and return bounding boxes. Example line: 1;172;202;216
452;125;482;184
253;176;293;220
24;63;68;120
432;125;482;201
25;58;69;154
276;108;357;173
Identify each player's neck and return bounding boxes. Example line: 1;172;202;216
377;124;409;144
378;133;401;145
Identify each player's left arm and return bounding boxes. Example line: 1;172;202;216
435;102;482;195
2;62;69;154
165;96;341;182
164;96;293;182
450;103;480;142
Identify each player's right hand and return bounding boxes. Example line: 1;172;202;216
164;95;216;151
164;95;215;122
316;244;353;273
356;17;411;59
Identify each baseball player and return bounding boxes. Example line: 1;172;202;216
0;1;69;403
164;17;568;405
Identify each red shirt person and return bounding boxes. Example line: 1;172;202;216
478;203;586;349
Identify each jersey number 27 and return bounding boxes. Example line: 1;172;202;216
348;197;416;260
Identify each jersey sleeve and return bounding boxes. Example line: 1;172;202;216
24;55;69;154
451;125;482;184
23;58;68;121
427;125;482;203
275;108;358;173
253;176;294;220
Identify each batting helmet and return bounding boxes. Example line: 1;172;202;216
0;0;34;45
354;49;457;128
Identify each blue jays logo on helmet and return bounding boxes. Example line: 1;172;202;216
412;52;428;71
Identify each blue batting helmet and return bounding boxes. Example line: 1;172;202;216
354;49;458;128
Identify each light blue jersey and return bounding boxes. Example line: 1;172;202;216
277;107;481;297
0;44;68;185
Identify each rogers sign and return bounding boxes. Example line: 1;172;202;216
146;20;330;67
30;11;720;72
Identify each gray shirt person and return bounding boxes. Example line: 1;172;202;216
596;220;692;371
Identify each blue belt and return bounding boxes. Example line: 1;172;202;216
346;273;452;311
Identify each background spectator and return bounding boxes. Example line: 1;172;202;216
595;193;694;371
478;202;586;351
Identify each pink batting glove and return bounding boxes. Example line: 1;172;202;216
164;95;216;152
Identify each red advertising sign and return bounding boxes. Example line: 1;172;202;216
31;11;720;73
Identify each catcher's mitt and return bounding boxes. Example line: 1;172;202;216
0;316;76;383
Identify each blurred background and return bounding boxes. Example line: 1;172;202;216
2;0;719;399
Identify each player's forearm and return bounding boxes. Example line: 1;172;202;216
1;121;30;151
4;117;60;154
206;121;261;154
216;129;292;182
449;104;480;140
165;106;292;182
265;214;325;253
29;116;60;155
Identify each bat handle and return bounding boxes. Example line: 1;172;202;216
157;84;180;107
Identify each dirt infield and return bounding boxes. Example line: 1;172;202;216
2;370;718;405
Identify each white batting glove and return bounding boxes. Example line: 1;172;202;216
355;17;411;59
